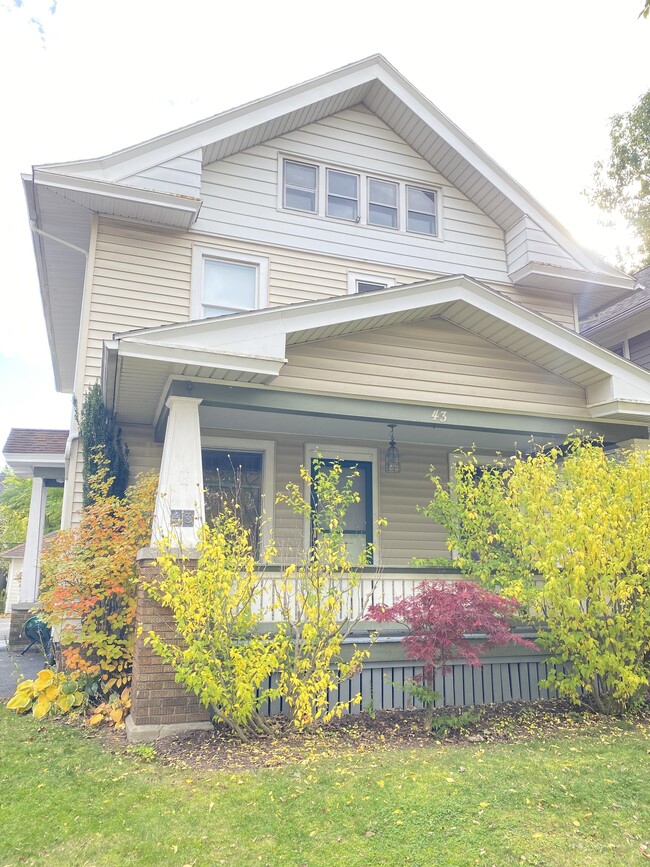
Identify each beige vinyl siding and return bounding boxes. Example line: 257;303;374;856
201;428;449;565
274;320;588;416
198;106;511;282
69;217;579;520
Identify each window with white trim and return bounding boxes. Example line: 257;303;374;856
347;271;396;295
279;157;441;238
191;246;269;320
283;159;318;213
202;437;276;557
407;185;437;235
368;178;398;229
327;169;359;221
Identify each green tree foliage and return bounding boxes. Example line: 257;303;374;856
76;382;129;506
589;90;650;269
0;471;63;550
422;438;650;715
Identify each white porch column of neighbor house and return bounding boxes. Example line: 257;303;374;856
151;396;205;549
19;476;48;604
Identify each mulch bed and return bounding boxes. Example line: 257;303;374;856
133;699;649;773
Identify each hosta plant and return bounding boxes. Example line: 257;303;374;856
6;669;85;719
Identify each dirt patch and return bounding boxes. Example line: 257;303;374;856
144;699;650;773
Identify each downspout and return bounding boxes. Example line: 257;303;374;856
29;221;88;259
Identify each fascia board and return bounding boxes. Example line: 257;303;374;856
33;56;385;183
33;171;203;223
117;274;650;397
26;54;621;280
509;262;634;293
588;399;650;421
117;338;286;377
23;174;66;392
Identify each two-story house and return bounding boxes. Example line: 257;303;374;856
14;56;650;737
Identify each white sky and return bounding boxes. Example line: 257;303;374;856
0;0;648;460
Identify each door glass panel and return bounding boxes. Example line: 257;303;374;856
311;459;372;563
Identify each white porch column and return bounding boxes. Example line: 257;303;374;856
19;476;47;603
151;396;205;549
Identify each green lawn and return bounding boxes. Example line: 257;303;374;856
0;707;648;866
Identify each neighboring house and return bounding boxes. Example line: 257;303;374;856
1;430;66;648
581;265;650;368
15;56;650;736
0;533;58;615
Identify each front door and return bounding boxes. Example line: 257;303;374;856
311;458;373;563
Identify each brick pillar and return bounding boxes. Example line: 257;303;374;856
8;603;39;652
127;555;211;743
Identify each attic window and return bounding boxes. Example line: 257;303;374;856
407;186;437;235
191;246;269;319
284;160;317;213
279;156;441;239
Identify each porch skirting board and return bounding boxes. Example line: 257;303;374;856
131;559;555;739
256;651;557;718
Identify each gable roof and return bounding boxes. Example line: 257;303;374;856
582;266;650;340
3;428;68;478
104;275;650;428
25;55;635;392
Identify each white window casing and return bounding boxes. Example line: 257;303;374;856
346;271;396;295
304;443;380;563
201;436;276;553
278;153;442;239
191;245;269;320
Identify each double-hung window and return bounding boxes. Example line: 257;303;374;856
280;157;441;238
283;160;318;213
191;246;269;320
406;185;437;235
326;169;359;221
368;178;398;229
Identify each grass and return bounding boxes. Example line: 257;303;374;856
0;707;648;866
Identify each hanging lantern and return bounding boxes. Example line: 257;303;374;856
385;424;401;473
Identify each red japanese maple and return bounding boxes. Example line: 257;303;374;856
367;581;535;683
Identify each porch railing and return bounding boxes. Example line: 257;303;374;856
251;566;466;622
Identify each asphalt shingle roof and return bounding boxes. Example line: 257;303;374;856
3;429;68;456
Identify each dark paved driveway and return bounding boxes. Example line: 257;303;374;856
0;619;49;698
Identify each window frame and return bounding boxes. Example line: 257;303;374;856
367;176;399;230
304;444;379;564
406;185;438;236
283;158;319;214
346;271;396;295
326;168;360;222
278;154;442;239
201;436;276;555
191;246;269;320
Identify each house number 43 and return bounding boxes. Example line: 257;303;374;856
431;409;448;422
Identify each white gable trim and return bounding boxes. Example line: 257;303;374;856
31;55;628;285
111;275;650;413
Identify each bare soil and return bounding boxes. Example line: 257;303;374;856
121;699;650;773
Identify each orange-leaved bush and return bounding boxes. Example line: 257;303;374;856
40;462;157;695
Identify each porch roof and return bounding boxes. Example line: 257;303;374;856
103;275;650;431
